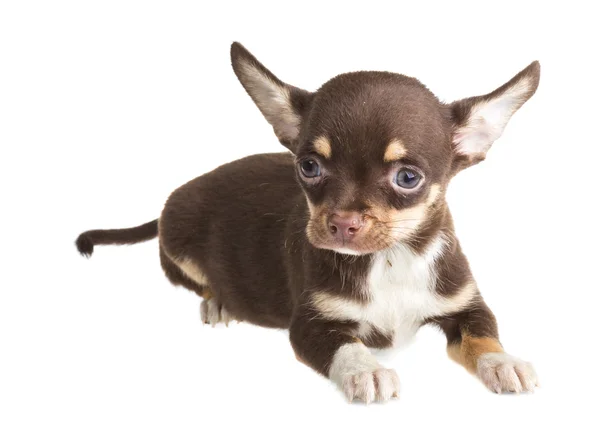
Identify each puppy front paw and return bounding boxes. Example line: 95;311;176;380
477;352;539;394
341;368;400;403
328;342;399;403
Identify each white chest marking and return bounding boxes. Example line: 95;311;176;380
312;235;476;346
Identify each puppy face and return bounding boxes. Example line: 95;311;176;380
294;73;452;254
231;42;540;254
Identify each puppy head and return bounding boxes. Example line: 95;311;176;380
231;42;540;255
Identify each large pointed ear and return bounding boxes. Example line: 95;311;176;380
230;42;313;151
450;61;540;171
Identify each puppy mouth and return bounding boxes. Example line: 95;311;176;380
311;237;392;255
310;239;366;255
322;243;374;256
330;246;363;255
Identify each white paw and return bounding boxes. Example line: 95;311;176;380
329;343;400;403
341;368;400;403
200;298;234;326
477;352;539;394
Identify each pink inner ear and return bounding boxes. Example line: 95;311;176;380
452;132;467;146
451;68;539;159
452;121;492;157
452;98;519;158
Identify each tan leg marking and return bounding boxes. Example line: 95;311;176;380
447;335;503;374
448;335;538;393
200;287;213;300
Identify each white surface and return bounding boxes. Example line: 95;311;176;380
1;1;598;423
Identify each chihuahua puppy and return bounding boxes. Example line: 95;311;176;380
77;42;540;403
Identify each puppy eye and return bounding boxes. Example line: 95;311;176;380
299;159;321;178
395;168;422;189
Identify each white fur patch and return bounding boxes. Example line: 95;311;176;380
477;352;538;393
312;235;476;346
453;76;535;157
329;343;400;403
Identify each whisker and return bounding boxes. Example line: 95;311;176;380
380;218;422;224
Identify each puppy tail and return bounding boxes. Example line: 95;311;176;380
76;219;158;257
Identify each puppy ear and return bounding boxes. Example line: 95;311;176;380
231;42;313;151
450;61;540;170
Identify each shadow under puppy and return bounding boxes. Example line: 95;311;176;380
77;42;541;403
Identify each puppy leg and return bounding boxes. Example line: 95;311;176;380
159;246;208;297
159;247;234;326
435;297;538;393
290;312;399;403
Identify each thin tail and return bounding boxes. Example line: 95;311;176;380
76;219;158;257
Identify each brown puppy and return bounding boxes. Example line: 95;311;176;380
77;42;540;403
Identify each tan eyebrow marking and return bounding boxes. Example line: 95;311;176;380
313;136;332;159
384;138;407;162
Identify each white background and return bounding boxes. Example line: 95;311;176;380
1;1;598;423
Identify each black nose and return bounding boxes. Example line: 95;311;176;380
328;212;364;239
